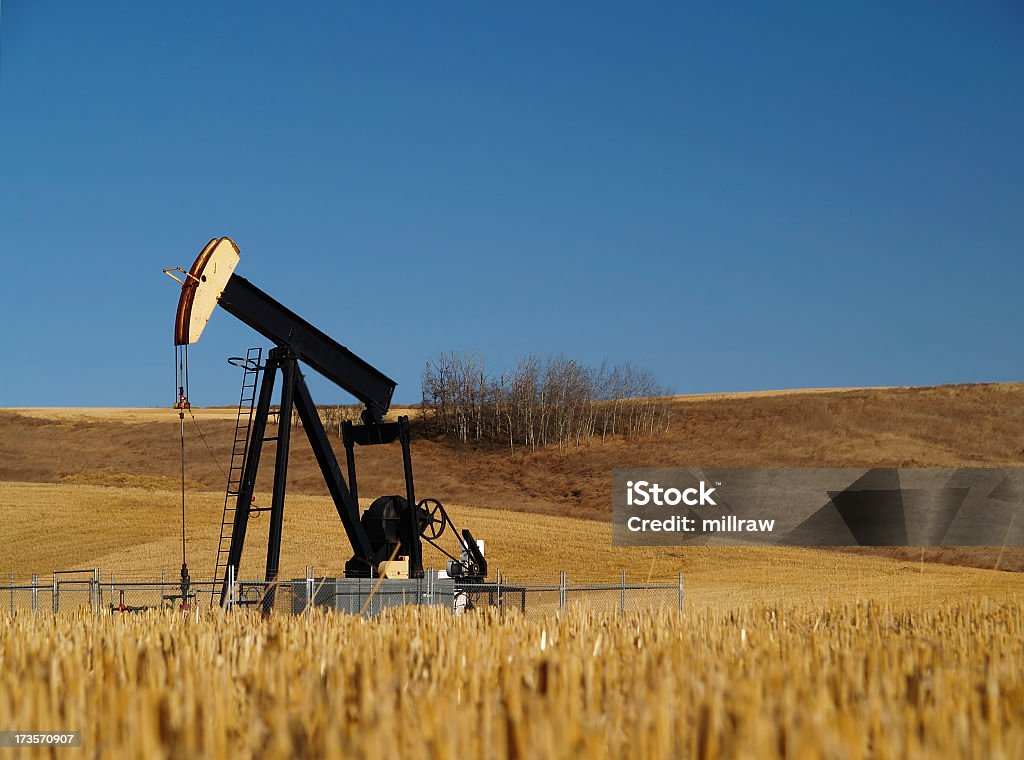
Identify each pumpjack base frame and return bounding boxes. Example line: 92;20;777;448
219;347;423;607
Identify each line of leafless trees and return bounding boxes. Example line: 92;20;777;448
268;404;362;434
421;352;673;452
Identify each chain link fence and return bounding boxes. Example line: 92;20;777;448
0;569;683;619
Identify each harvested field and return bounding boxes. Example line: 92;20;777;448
3;387;1023;760
2;481;1021;609
2;601;1023;759
3;383;1023;574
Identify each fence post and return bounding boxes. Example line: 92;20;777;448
9;571;13;614
497;570;502;612
52;573;58;614
620;571;626;615
31;574;38;612
227;565;236;611
678;573;684;613
559;570;566;612
161;566;166;605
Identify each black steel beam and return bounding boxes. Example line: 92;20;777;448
347;421;402;446
342;420;359;504
219;275;396;418
292;371;375;563
398;416;422;577
264;354;296;599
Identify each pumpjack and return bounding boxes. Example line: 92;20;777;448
165;237;486;606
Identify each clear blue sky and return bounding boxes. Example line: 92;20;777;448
2;2;1021;407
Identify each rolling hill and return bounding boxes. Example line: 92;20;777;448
2;382;1023;578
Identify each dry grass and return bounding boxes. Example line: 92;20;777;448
2;602;1023;759
4;384;1023;516
3;482;1021;612
3;382;1023;574
4;388;1023;759
4;406;424;423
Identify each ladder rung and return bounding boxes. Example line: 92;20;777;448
215;348;264;584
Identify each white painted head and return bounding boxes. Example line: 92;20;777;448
171;237;240;345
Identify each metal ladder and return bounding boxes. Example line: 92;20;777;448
213;347;263;601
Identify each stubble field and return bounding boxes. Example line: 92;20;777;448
2;384;1023;758
3;601;1023;759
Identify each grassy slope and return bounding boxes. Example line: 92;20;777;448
3;481;1020;610
2;382;1023;579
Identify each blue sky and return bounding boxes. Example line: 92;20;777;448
1;2;1022;406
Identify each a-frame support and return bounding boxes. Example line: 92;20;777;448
219;346;378;608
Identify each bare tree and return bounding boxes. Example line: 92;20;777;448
421;351;672;452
